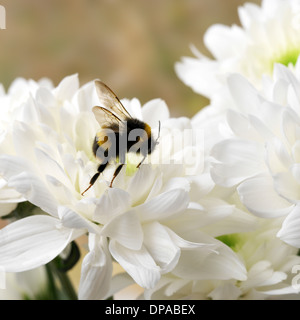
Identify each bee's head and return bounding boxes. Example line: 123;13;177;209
127;119;160;157
143;121;161;156
132;123;151;156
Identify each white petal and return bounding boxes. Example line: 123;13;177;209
54;74;79;101
165;226;216;251
13;121;39;161
248;111;275;141
266;138;292;175
143;276;175;300
227;74;262;114
291;165;300;186
0;179;24;203
281;108;300;147
93;188;131;224
274;65;300;111
161;177;190;193
208;283;242;300
104;272;135;299
172;230;246;281
58;206;100;234
0;155;35;180
75;81;99;113
74;112;98;156
173;246;244;281
202;206;257;237
205;24;246;60
138;187;190;222
35;86;55;108
226;109;257;140
122;98;142;121
238;3;261;29
109;240;161;289
15;266;48;299
273;171;300;204
8;171;59;217
143;222;180;274
292;141;300;165
258;101;285;136
145;173;163;202
240;261;286;290
277;204;300;247
0;83;5;96
163;278;192;298
175;57;221;97
188;173;215;201
165;206;209;234
34;148;71;189
0;156;58;216
127;165;160;206
211;139;264;187
0;215;73;272
8;78;31;96
101;210;143;251
238;174;293;218
141;99;170;128
261;286;300;296
79;235;112;300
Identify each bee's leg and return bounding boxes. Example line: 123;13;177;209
109;164;124;188
137;155;147;169
81;162;108;196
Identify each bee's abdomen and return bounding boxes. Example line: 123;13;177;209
92;136;99;157
93;131;120;162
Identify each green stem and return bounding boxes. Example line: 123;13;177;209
47;260;78;300
45;263;59;300
53;266;78;300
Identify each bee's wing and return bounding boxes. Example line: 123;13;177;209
92;106;122;129
95;80;132;120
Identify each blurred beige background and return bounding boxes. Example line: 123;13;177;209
0;0;260;118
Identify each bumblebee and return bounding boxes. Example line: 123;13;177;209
81;80;160;195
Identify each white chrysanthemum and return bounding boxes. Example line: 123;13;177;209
176;0;300;99
210;62;300;249
143;217;300;300
0;74;217;299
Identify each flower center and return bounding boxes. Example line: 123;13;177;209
122;153;142;177
216;234;241;252
272;48;300;69
125;161;139;177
